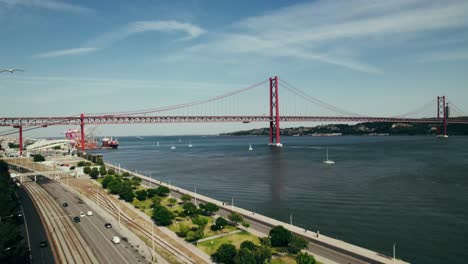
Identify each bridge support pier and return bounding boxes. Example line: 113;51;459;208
13;125;23;157
269;76;282;147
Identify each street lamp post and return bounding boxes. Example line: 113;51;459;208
393;243;396;264
194;187;197;206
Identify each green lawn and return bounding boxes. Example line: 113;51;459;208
132;198;154;216
197;231;260;255
271;255;297;264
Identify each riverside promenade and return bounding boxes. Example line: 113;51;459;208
107;162;409;264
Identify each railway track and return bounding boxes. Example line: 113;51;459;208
23;180;98;264
66;178;205;264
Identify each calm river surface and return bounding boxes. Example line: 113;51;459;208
90;136;468;264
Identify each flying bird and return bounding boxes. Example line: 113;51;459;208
0;69;24;73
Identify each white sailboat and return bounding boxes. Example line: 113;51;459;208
188;141;193;148
170;142;176;150
156;141;159;147
323;148;335;164
248;144;253;151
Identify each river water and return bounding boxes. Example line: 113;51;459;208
90;135;468;264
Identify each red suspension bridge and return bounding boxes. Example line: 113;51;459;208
1;76;467;155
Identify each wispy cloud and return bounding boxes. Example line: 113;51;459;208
34;47;97;58
176;0;468;74
33;20;205;58
0;0;93;14
419;50;468;62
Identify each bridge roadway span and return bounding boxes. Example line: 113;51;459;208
1;115;467;127
108;163;410;264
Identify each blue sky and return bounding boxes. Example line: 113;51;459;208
1;0;467;137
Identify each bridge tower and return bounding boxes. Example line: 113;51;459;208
269;76;282;147
437;96;448;137
13;125;23;157
80;113;85;152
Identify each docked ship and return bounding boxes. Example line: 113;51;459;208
102;137;119;149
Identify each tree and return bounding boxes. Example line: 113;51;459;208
102;175;114;189
33;154;45;162
200;202;219;215
96;157;104;165
212;243;237;264
89;168;99;179
180;194;192;202
234;248;256;264
119;182;135;202
192;215;208;228
83;166;91;174
212;216;229;231
254;246;272;264
183;202;198;216
228;212;243;223
135;189;148;201
296;252;316;264
131;176;142;188
259;237;271;247
155;186;170;197
269;225;292;247
147;188;158;198
151;196;162;205
108;179;123;194
152;205;174;226
288;235;309;254
108;169;115;175
77;161;86;167
240;240;257;251
122;172;130;177
99;166;107;176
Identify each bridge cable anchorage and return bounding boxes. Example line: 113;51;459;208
83;79;269;117
280;79;364;117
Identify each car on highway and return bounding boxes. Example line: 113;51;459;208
87;211;93;216
63;202;68;207
79;212;85;218
105;223;112;229
40;241;48;248
111;236;121;244
73;216;81;223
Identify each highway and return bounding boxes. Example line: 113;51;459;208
34;175;149;264
18;188;55;264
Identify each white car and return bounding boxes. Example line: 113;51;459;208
112;236;121;244
87;211;93;216
79;212;85;218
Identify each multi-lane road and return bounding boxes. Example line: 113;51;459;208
30;175;149;264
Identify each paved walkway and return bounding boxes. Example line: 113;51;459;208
197;230;242;243
111;163;409;264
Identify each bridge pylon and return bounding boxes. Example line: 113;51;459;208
269;76;282;147
437;96;448;137
80;113;85;152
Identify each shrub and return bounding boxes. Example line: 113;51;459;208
108;179;123;194
89;168;99;179
99;166;107;176
176;223;190;237
228;212;243;223
242;221;250;228
122;172;130;177
83;166;91;175
254;246;272;264
240;241;256;251
102;175;114;189
77;161;86;167
151;196;162;205
211;216;228;231
180;194;192;202
33;154;45;162
296;252;316;264
185;229;204;242
108;169;115;175
96;158;104;165
212;243;237;264
269;225;292;247
234;248;255;264
167;198;177;207
200;202;219;215
192;215;208;228
84;162;92;167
